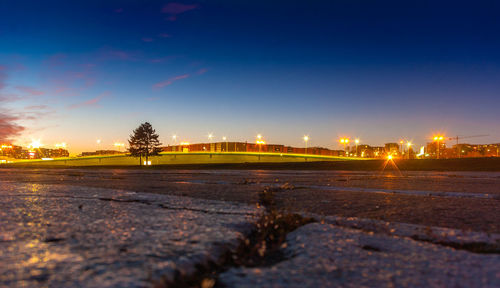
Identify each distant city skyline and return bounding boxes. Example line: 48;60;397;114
1;1;499;154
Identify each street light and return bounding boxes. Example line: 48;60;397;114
339;138;349;156
406;141;412;159
29;139;43;149
355;139;360;157
55;142;67;149
222;136;227;152
256;135;265;154
303;135;309;154
433;135;445;159
114;142;125;152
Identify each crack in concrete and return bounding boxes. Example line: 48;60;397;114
0;193;257;216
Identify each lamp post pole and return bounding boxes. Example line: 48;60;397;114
303;136;309;155
355;139;360;157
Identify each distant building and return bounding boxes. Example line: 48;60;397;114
452;143;500;158
425;142;446;159
384;143;400;156
162;142;346;157
0;144;22;158
80;150;123;157
1;144;69;159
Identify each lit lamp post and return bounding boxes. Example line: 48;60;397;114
355;139;360;157
303;135;309;155
406;141;412;159
28;139;43;158
55;142;67;149
399;140;404;156
208;133;214;152
433;135;444;159
256;134;265;154
114;142;125;153
222;136;227;152
339;138;349;156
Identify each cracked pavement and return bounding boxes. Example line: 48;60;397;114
1;168;500;287
0;181;261;287
220;223;500;287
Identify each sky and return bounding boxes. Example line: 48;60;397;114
1;0;499;154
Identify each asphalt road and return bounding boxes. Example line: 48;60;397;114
1;168;499;233
1;168;499;287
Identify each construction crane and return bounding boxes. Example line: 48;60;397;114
449;134;489;158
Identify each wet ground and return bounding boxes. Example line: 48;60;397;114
1;168;499;287
1;168;500;233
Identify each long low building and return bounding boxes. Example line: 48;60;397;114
162;141;346;156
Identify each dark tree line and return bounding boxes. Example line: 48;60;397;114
128;122;162;165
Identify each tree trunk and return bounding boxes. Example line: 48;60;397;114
139;154;142;166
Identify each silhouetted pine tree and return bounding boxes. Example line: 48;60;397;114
128;122;162;165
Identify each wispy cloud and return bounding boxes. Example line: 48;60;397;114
197;68;208;75
158;33;171;38
142;37;154;42
103;50;132;60
161;3;199;21
41;54;99;97
150;55;178;63
0;93;20;102
45;53;67;67
114;8;124;13
68;91;110;109
153;74;190;89
16;86;45;96
0;65;6;90
24;105;49;110
0;66;20;102
0;111;24;142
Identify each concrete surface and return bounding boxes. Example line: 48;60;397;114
220;222;500;288
0;181;261;287
1;169;500;287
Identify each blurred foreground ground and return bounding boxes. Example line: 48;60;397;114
1;168;499;233
1;168;499;287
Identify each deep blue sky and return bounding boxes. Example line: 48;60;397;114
1;0;499;153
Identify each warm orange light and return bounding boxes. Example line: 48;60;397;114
303;135;309;142
387;154;393;160
55;142;67;149
256;140;266;145
180;142;190;145
339;138;350;144
257;134;262;140
355;139;360;144
29;140;42;149
433;135;445;142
